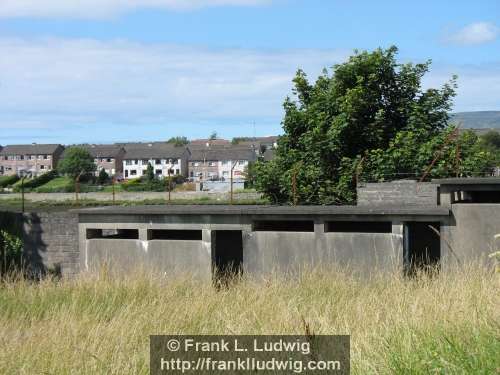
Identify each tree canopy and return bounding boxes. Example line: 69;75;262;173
254;46;496;205
58;147;96;179
167;136;189;146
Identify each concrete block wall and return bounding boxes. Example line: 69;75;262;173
357;181;438;206
22;211;79;277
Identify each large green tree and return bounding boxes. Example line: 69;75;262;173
58;147;96;179
254;46;496;205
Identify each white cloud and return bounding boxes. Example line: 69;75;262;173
447;22;499;45
0;0;270;19
0;37;348;136
423;62;500;112
1;37;499;143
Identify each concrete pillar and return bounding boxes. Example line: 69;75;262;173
139;228;149;241
391;221;405;271
314;219;327;266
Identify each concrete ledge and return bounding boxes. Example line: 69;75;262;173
75;204;450;217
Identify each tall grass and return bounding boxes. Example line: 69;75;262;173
0;264;498;374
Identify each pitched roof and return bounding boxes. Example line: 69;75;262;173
0;144;62;155
64;144;124;158
189;146;257;162
190;139;231;146
120;142;189;159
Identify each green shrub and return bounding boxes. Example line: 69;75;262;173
0;175;20;188
0;229;23;275
13;170;58;192
97;169;109;184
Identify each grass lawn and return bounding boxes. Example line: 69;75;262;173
0;264;498;373
34;176;73;193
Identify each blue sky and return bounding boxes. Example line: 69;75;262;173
0;0;499;144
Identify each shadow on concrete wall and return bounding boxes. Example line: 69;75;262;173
21;212;60;279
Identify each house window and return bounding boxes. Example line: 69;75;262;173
125;160;132;166
134;160;139;165
107;158;112;163
130;170;137;176
222;160;229;165
142;159;149;165
155;159;161;165
238;160;245;165
175;169;180;175
40;165;45;170
194;162;200;167
155;169;162;175
208;161;216;167
43;155;48;160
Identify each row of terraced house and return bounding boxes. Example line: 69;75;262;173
0;137;278;182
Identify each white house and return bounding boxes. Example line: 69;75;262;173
120;143;190;180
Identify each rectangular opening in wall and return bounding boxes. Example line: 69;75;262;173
325;221;392;233
404;222;441;275
253;220;314;232
86;229;139;239
212;230;243;283
149;229;202;241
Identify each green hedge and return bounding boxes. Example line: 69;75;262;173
13;170;58;192
0;175;20;188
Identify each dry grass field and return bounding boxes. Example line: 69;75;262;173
0;263;498;374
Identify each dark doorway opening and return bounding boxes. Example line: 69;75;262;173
404;222;441;275
212;231;243;284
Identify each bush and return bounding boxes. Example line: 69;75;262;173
0;229;23;275
97;169;109;185
0;175;20;188
12;170;58;192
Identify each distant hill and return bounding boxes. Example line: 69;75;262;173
450;111;500;129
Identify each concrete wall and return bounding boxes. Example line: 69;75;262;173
441;204;500;269
79;224;218;280
22;211;79;277
243;224;403;276
0;191;262;202
357;181;437;206
79;216;406;279
84;237;212;279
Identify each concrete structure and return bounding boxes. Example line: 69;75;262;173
64;145;125;177
77;205;449;279
0;210;79;278
357;181;438;206
2;178;498;279
120;143;190;180
0;144;64;177
188;146;257;182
